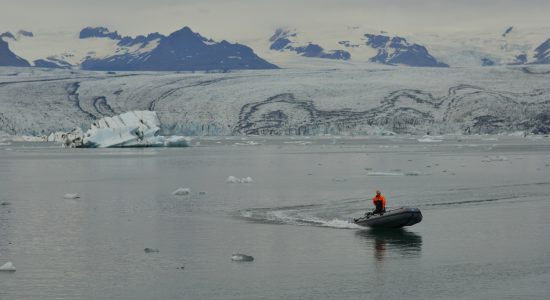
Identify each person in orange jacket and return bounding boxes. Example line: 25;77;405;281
372;190;386;215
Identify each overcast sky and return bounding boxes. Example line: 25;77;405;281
2;0;549;41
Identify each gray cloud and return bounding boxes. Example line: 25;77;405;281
1;0;549;41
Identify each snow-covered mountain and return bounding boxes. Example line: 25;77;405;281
412;26;550;67
1;65;549;137
363;34;448;67
0;26;277;71
269;29;351;60
257;26;550;68
533;38;550;64
267;28;447;67
81;27;277;71
1;25;549;69
0;38;30;67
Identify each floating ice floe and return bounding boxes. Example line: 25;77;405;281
283;141;311;145
0;262;15;272
367;172;404;176
379;145;399;148
417;135;443;143
11;135;46;142
172;188;191;196
63;193;80;199
47;131;68;142
61;111;190;148
231;253;254;262
227;176;254;183
507;131;528;137
234;141;261;146
331;178;347;182
482;156;508;162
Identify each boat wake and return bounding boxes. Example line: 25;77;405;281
238;200;363;229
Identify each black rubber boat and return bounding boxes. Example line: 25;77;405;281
353;207;422;228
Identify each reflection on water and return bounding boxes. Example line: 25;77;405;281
355;229;423;261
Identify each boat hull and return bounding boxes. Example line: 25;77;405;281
354;207;422;228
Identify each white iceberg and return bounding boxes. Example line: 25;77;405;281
172;188;191;196
61;111;190;148
0;262;15;272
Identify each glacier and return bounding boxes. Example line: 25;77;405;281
0;65;549;137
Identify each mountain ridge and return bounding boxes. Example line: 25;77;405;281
1;26;278;71
1;25;550;69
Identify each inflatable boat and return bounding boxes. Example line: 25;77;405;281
353;207;422;228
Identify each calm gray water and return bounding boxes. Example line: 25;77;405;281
1;136;549;299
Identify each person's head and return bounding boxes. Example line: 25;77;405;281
376;190;381;196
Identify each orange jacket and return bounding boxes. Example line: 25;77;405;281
372;195;386;208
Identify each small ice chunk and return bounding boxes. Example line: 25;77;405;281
482;156;508;162
418;136;443;143
241;177;254;183
234;141;260;146
231;253;254;262
63;193;80;199
0;262;15;272
367;172;404;176
226;176;240;183
164;136;190;147
283;141;311;145
172;188;191;196
227;176;254;183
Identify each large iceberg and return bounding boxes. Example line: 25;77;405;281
62;111;190;148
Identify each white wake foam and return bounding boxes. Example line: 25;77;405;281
243;209;360;229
